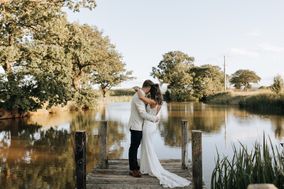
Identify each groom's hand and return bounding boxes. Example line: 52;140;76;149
133;86;140;92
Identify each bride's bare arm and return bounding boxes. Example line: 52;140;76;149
137;89;156;106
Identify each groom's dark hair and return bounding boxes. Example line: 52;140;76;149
142;80;154;88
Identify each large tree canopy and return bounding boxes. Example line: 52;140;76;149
151;51;194;101
92;59;134;97
0;1;77;113
0;0;133;114
0;0;96;73
230;69;261;90
191;65;224;99
151;51;226;101
152;51;194;84
66;23;133;100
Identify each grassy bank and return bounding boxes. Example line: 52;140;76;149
42;95;132;113
204;90;284;115
95;95;132;106
1;95;132;120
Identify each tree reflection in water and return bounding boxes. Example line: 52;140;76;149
0;119;74;189
159;102;284;148
0;107;125;189
159;102;225;147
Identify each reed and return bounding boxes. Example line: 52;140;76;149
239;94;284;115
205;91;284;115
211;136;284;189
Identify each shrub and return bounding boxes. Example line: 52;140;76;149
271;75;284;95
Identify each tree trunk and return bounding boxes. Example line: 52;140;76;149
72;76;81;91
2;62;12;73
102;87;107;98
3;35;14;74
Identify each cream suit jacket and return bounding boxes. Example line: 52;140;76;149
128;92;157;131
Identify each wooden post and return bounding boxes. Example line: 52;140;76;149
224;56;227;92
181;120;189;169
75;131;86;189
98;121;108;169
192;130;202;189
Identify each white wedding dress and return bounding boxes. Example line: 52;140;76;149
140;105;191;188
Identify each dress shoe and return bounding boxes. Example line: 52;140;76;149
129;170;142;177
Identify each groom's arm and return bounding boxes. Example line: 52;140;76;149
134;97;158;122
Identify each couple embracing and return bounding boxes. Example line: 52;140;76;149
128;80;191;188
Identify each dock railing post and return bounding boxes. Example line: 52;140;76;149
181;120;189;169
192;130;202;189
98;120;108;169
75;131;86;189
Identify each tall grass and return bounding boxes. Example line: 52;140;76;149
204;92;243;105
205;91;284;115
211;136;284;189
239;94;284;115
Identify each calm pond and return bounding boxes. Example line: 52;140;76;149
0;102;283;189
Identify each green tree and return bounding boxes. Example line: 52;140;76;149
0;72;70;114
0;0;96;74
66;23;133;102
230;69;261;90
151;51;194;101
0;0;134;113
271;75;283;95
0;1;75;113
0;0;99;113
191;65;224;99
92;59;134;97
64;23;108;108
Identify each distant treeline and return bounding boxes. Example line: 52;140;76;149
151;51;283;102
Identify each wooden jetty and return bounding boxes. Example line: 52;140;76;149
87;159;193;189
75;120;204;189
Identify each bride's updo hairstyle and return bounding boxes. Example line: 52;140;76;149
150;84;163;105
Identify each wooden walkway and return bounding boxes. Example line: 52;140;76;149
86;159;193;189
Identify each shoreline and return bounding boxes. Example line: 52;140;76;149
3;91;284;120
204;90;284;115
0;96;132;120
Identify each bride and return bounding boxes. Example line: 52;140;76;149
136;84;191;188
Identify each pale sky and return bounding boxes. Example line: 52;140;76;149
67;0;284;88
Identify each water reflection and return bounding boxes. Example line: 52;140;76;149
0;102;283;189
0;107;125;189
159;103;226;147
0;120;74;189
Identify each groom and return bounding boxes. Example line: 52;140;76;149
128;80;159;177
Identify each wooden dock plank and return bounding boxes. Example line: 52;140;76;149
87;183;192;189
87;159;193;189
